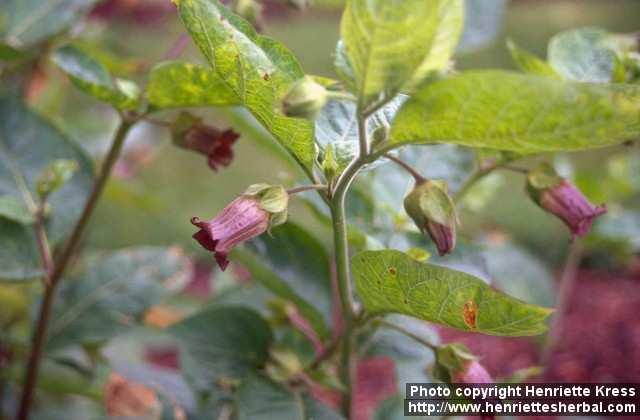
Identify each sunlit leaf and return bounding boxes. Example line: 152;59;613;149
147;61;240;109
340;0;462;106
352;250;553;336
507;39;560;78
175;0;315;168
390;70;640;154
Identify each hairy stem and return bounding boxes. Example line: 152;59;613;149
286;184;328;195
384;153;425;183
376;319;437;351
540;240;583;369
33;205;53;285
454;165;497;203
17;118;135;420
329;105;373;418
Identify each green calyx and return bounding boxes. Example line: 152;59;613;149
403;180;458;231
244;183;289;229
432;343;477;382
526;163;564;201
170;111;202;147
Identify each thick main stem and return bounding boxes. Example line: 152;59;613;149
17;118;134;420
331;194;356;417
329;105;371;418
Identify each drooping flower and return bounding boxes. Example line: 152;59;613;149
404;180;458;256
191;184;288;271
526;164;606;238
172;112;240;172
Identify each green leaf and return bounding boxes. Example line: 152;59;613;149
147;61;241;109
47;247;189;350
352;250;553;336
548;28;619;83
235;374;343;420
390;70;640;154
235;374;302;420
0;195;33;224
0;96;93;281
175;0;315;168
340;0;461;106
52;45;140;110
169;305;273;390
315;96;405;170
233;223;332;339
406;0;464;89
0;0;98;48
507;39;560;78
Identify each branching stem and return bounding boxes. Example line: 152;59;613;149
286;184;328;195
17;117;136;420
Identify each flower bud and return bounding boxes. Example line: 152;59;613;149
403;180;458;256
526;164;606;238
282;76;328;119
191;184;288;271
36;159;78;199
171;112;239;172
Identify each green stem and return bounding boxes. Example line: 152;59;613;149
454;165;496;203
16;117;135;420
286;184;328;195
376;319;437;351
384;153;425;183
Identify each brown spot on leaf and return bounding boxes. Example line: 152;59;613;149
388;267;397;276
263;73;270;81
463;300;478;329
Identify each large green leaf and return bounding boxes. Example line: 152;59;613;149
0;0;98;48
235;374;343;420
46;247;189;350
147;61;240;109
340;0;462;106
52;45;140;110
389;70;640;154
174;0;315;168
169;305;273;390
0;96;93;281
233;223;333;339
352;250;552;336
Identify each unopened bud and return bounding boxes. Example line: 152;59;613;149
404;180;458;256
36;159;78;199
282;76;328;119
526;164;606;238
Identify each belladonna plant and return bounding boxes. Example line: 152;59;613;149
4;0;640;419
